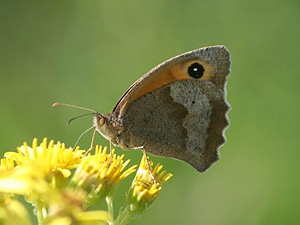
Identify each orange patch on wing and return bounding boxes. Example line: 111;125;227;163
131;59;215;102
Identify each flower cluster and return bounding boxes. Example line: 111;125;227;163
0;138;172;225
128;154;173;212
71;146;137;207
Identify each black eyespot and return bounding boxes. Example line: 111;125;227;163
192;101;195;104
188;62;204;79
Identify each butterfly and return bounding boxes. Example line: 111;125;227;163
93;45;231;172
54;45;231;172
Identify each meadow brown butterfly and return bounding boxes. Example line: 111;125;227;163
55;45;231;172
94;45;231;172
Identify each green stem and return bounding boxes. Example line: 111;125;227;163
112;206;136;225
106;194;114;223
35;202;45;225
83;189;106;209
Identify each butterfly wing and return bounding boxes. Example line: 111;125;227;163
112;45;231;172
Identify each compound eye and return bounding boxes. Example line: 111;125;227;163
99;117;105;126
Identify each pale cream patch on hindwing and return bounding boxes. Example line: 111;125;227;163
169;80;212;153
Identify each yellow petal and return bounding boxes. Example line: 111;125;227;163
58;168;72;178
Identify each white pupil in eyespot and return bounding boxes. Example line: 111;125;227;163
193;68;198;71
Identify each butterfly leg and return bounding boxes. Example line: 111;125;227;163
108;140;114;165
84;128;96;156
109;140;113;154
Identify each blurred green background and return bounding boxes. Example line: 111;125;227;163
1;0;299;224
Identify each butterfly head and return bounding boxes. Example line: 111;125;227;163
93;113;119;144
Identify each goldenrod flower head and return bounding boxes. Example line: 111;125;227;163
128;155;173;213
0;161;58;205
0;158;18;200
71;145;137;204
45;187;110;225
4;138;85;180
0;137;173;225
0;157;15;174
46;187;110;225
0;161;109;225
0;198;31;225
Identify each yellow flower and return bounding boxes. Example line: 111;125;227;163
0;157;15;174
0;198;32;225
0;138;173;225
4;138;85;187
113;155;173;225
71;146;137;205
0;161;57;202
0;158;17;200
127;154;173;213
46;188;110;225
0;161;110;225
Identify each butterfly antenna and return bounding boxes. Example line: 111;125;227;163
67;113;95;126
73;125;95;149
52;102;97;113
